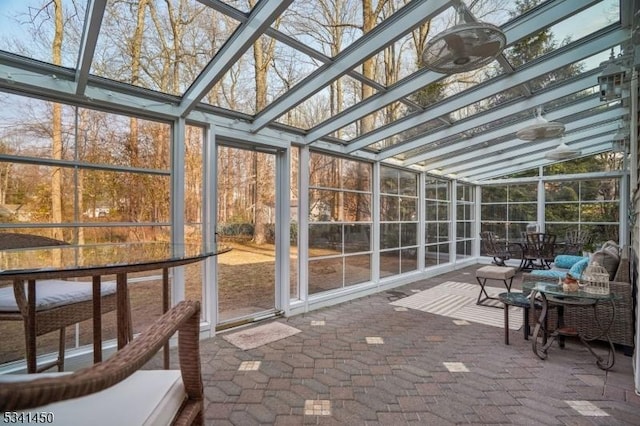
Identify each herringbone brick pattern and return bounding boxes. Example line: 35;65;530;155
195;266;640;425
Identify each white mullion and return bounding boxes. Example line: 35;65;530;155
418;172;425;271
203;124;218;335
372;162;380;284
171;118;186;306
299;146;310;311
450;181;457;264
275;146;291;314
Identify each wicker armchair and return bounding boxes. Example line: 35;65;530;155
0;300;203;425
521;246;634;352
0;232;117;373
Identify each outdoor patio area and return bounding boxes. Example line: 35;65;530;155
150;265;640;425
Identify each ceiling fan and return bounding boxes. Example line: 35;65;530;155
421;2;506;74
544;139;580;161
516;108;566;141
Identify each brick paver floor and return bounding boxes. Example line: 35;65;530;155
191;265;640;425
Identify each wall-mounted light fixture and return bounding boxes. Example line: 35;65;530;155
598;49;627;101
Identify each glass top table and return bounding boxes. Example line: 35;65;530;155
523;281;616;370
0;242;230;279
0;242;231;372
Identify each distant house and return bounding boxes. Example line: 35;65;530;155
83;207;110;218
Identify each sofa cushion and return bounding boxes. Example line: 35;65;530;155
531;269;566;279
601;240;620;252
591;246;620;280
0;280;116;312
0;370;185;426
553;255;585;269
568;257;590;279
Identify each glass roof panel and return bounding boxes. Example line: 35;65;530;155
276;74;369;130
277;0;418;58
277;0;362;56
218;0;252;14
92;0;237;96
203;34;322;115
0;0;85;68
503;0;619;69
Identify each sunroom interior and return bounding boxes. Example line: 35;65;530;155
0;0;639;393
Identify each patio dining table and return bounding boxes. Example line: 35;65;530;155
0;242;231;371
499;235;562;271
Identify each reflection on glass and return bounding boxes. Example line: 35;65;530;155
309;257;342;294
381;223;400;249
344;254;370;286
309;223;341;256
343;192;371;221
380;250;400;278
381;196;400;221
399;171;418;196
381;167;399;194
401;248;418;273
344;224;370;253
400;223;417;247
400;197;417;221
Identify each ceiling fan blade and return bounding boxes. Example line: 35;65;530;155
468;40;501;58
443;33;465;55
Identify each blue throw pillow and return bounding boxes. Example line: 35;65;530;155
554;254;586;269
568;257;590;280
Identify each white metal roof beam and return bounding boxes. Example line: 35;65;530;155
423;105;624;170
75;0;107;95
250;0;452;133
372;26;627;159
306;0;602;147
400;72;600;166
446;122;620;175
178;0;293;118
469;142;614;181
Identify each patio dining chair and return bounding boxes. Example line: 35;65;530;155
0;233;117;373
562;229;591;255
521;232;557;270
479;231;513;266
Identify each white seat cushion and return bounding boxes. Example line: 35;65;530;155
0;280;116;312
0;370;185;426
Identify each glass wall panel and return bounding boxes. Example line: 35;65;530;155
481;183;537;241
0;93;176;366
379;166;418;278
290;147;300;300
456;183;474;259
545;179;620;246
308;153;372;294
425;177;451;267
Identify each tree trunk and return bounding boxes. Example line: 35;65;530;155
51;0;64;241
251;0;276;245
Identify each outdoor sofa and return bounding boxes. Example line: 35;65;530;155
0;300;204;425
521;243;634;353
